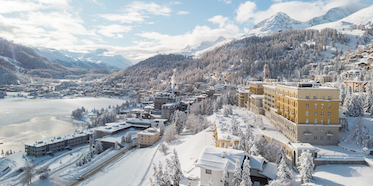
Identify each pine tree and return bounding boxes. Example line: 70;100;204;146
95;140;103;154
276;146;286;164
232;159;242;186
249;144;259;156
340;84;347;106
364;83;373;113
238;129;247;151
159;121;165;136
346;94;364;117
121;134;126;144
297;150;314;183
1;149;3;157
240;158;252;186
221;162;229;186
231;116;239;136
275;157;293;185
171;149;183;186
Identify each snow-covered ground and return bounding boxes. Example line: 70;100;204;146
305;164;373;186
78;127;216;186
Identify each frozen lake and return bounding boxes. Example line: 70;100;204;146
0;95;129;153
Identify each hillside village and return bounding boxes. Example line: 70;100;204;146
1;3;373;186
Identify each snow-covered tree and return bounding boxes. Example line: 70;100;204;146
125;132;132;143
164;123;177;144
263;139;281;163
255;115;265;130
95;140;103;154
276;146;286;164
159;143;169;155
221;162;229;186
1;149;3;157
171;110;187;134
240;158;252;186
271;157;293;186
232;159;242;186
339;84;347;106
364;83;373;113
345;94;364;117
171;149;183;186
238;129;247;151
231;116;240;136
20;161;35;185
121;134;126;144
249;144;259;156
297;150;314;183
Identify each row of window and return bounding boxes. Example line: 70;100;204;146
306;103;332;108
305;96;332;100
305;136;331;141
306;111;331;116
305;119;331;124
305;128;331;133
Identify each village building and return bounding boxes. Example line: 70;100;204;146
137;128;160;148
196;146;277;186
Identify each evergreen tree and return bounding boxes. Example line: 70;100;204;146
171;110;187;134
231;116;240;136
276;146;286;164
95;140;103;154
159;121;165;136
340;84;347;106
346;94;364;117
274;157;293;185
240;158;252;186
232;159;242;186
364;83;373;113
298;150;314;183
238;129;247;151
171;149;183;185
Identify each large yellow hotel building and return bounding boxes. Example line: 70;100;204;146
268;82;341;145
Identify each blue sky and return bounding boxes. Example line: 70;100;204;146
0;0;372;63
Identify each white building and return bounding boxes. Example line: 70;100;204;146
196;146;277;186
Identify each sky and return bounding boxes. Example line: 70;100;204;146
0;0;372;63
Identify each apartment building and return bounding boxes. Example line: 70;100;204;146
25;131;92;157
249;81;265;95
138;128;160;147
237;87;250;108
154;92;176;110
263;84;277;119
269;83;341;145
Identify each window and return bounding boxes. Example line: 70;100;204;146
206;169;212;174
320;136;324;141
328;104;331;108
321;128;324;133
321;103;324;108
321;119;324;124
306;136;309;140
313;96;317;99
306;103;309;108
328;119;331;124
321;96;324;99
328;96;331;100
314;128;317;133
306;111;309;116
321;111;324;116
327;136;331;141
314;136;317;141
306;119;309;124
315;119;317;124
315;103;318;108
328;128;331;133
328;112;331;116
315;111;318;116
306;96;309;99
306;128;309;132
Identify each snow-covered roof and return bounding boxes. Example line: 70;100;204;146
195;146;248;173
258;162;278;180
95;123;131;133
25;130;93;147
126;118;154;125
250;95;264;99
249;155;265;171
291;143;316;150
138;128;159;136
215;119;239;142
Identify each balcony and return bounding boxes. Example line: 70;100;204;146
326;132;334;136
304;132;312;135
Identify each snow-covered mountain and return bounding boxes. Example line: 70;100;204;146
178;36;228;56
307;7;351;26
34;48;133;69
243;6;352;38
310;5;373;31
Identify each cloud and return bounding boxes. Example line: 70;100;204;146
0;0;69;13
100;1;172;23
235;1;256;23
98;24;132;38
219;0;232;4
177;11;189;15
208;15;229;28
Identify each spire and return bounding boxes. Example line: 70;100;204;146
263;48;270;80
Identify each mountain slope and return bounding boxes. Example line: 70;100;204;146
310;5;373;31
243;7;352;38
179;36;227;56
